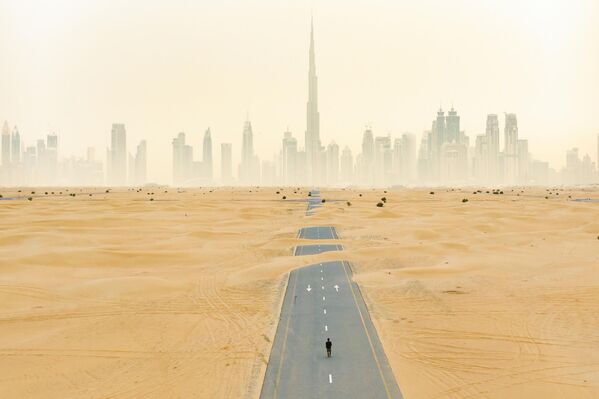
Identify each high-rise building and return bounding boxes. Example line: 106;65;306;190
220;143;232;184
45;133;58;184
203;128;213;181
485;114;500;183
1;121;10;166
172;132;193;185
11;126;21;164
359;127;374;184
517;139;529;184
340;146;353;183
108;123;127;185
305;18;322;184
399;133;416;183
134;140;147;185
446;107;460;144
504;113;519;184
374;136;392;186
474;134;488;182
281;130;298;185
326;141;339;185
239;120;259;184
440;142;468;182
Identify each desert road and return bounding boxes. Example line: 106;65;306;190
298;226;340;240
259;261;403;398
261;225;403;398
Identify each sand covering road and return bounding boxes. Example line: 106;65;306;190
0;187;598;398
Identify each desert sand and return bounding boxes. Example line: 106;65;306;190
1;186;598;398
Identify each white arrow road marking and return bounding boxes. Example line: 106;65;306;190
323;309;327;314
323;296;325;301
321;286;324;290
334;285;339;292
325;325;328;331
321;277;323;281
329;374;333;384
306;285;312;292
321;270;323;273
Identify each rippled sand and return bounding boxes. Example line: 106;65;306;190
1;186;598;398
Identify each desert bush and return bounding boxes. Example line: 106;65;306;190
27;197;32;201
347;201;351;206
282;196;287;199
376;202;384;207
381;197;387;203
321;199;326;203
462;198;469;203
430;191;434;195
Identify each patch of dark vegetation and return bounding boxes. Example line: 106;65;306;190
282;196;287;200
429;191;434;195
347;201;351;206
462;198;469;203
376;202;384;207
27;197;33;201
321;199;326;203
381;197;387;203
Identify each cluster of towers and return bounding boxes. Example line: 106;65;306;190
3;19;599;188
1;121;58;186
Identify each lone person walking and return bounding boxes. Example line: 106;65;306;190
325;338;332;358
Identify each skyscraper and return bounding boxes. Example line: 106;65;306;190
305;18;321;184
281;130;298;185
172;132;193;185
46;134;58;184
1;121;10;166
108;123;127;185
11;126;21;164
485;114;500;183
504;113;519;184
203;128;213;181
239;119;259;184
221;143;232;184
360;127;374;183
340;146;353;183
445;107;460;143
134;140;147;185
326;141;339;185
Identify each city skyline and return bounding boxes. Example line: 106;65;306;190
1;1;598;185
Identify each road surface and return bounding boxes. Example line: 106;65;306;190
298;226;339;240
260;260;403;398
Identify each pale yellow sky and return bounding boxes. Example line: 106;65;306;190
1;0;598;182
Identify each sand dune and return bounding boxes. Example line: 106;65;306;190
0;187;598;398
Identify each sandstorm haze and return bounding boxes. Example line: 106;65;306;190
1;0;598;184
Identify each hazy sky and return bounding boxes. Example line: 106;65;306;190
1;0;598;182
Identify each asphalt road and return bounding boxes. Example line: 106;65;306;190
298;226;340;240
260;260;403;399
